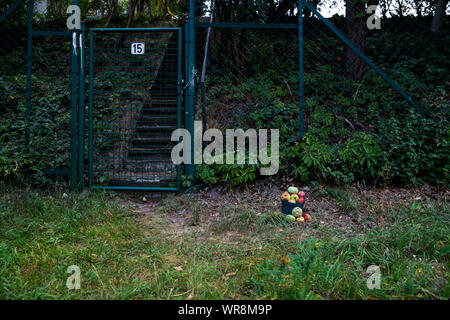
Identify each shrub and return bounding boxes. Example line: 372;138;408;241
376;110;449;186
285;135;334;184
338;132;382;182
195;152;261;188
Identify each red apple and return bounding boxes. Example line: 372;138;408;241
304;213;311;221
297;197;305;204
298;191;306;198
281;192;290;201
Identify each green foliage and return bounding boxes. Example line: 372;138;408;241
376;109;450;186
196;165;219;185
0;144;33;183
210;66;448;188
218;162;259;187
0;37;72;186
196;161;260;188
286;135;333;183
339;132;381;181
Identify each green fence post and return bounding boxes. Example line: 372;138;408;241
88;29;94;188
70;30;78;191
177;28;183;190
69;0;80;191
25;0;34;145
78;22;86;191
185;0;196;180
298;0;304;140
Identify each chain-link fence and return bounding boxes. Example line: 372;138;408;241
1;0;448;188
194;0;448;139
195;1;299;133
1;0;75;184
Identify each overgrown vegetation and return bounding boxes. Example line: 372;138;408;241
192;10;449;188
195;67;449;188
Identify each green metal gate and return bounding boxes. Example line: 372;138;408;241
88;28;182;191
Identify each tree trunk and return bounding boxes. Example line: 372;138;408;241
345;0;366;81
106;0;118;26
397;0;404;17
431;0;448;33
137;0;144;13
127;0;138;27
414;0;422;17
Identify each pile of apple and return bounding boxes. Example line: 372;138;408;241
281;186;305;204
287;206;311;223
280;186;312;223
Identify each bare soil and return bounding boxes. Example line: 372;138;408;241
125;181;449;239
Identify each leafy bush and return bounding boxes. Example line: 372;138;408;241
195;152;261;188
0;145;33;183
285;135;333;183
0;43;72;186
205;67;449;188
376;110;450;186
338;132;381;182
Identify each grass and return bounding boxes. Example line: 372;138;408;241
252;204;450;299
0;187;448;299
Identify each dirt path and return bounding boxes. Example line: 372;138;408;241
125;181;449;241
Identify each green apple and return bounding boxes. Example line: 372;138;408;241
292;207;303;217
285;215;296;222
288;186;299;194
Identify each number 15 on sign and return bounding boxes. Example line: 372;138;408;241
131;43;145;55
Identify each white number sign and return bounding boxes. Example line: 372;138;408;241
131;43;145;55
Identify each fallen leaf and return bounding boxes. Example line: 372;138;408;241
282;256;291;264
225;272;236;278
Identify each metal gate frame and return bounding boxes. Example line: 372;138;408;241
87;27;183;191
